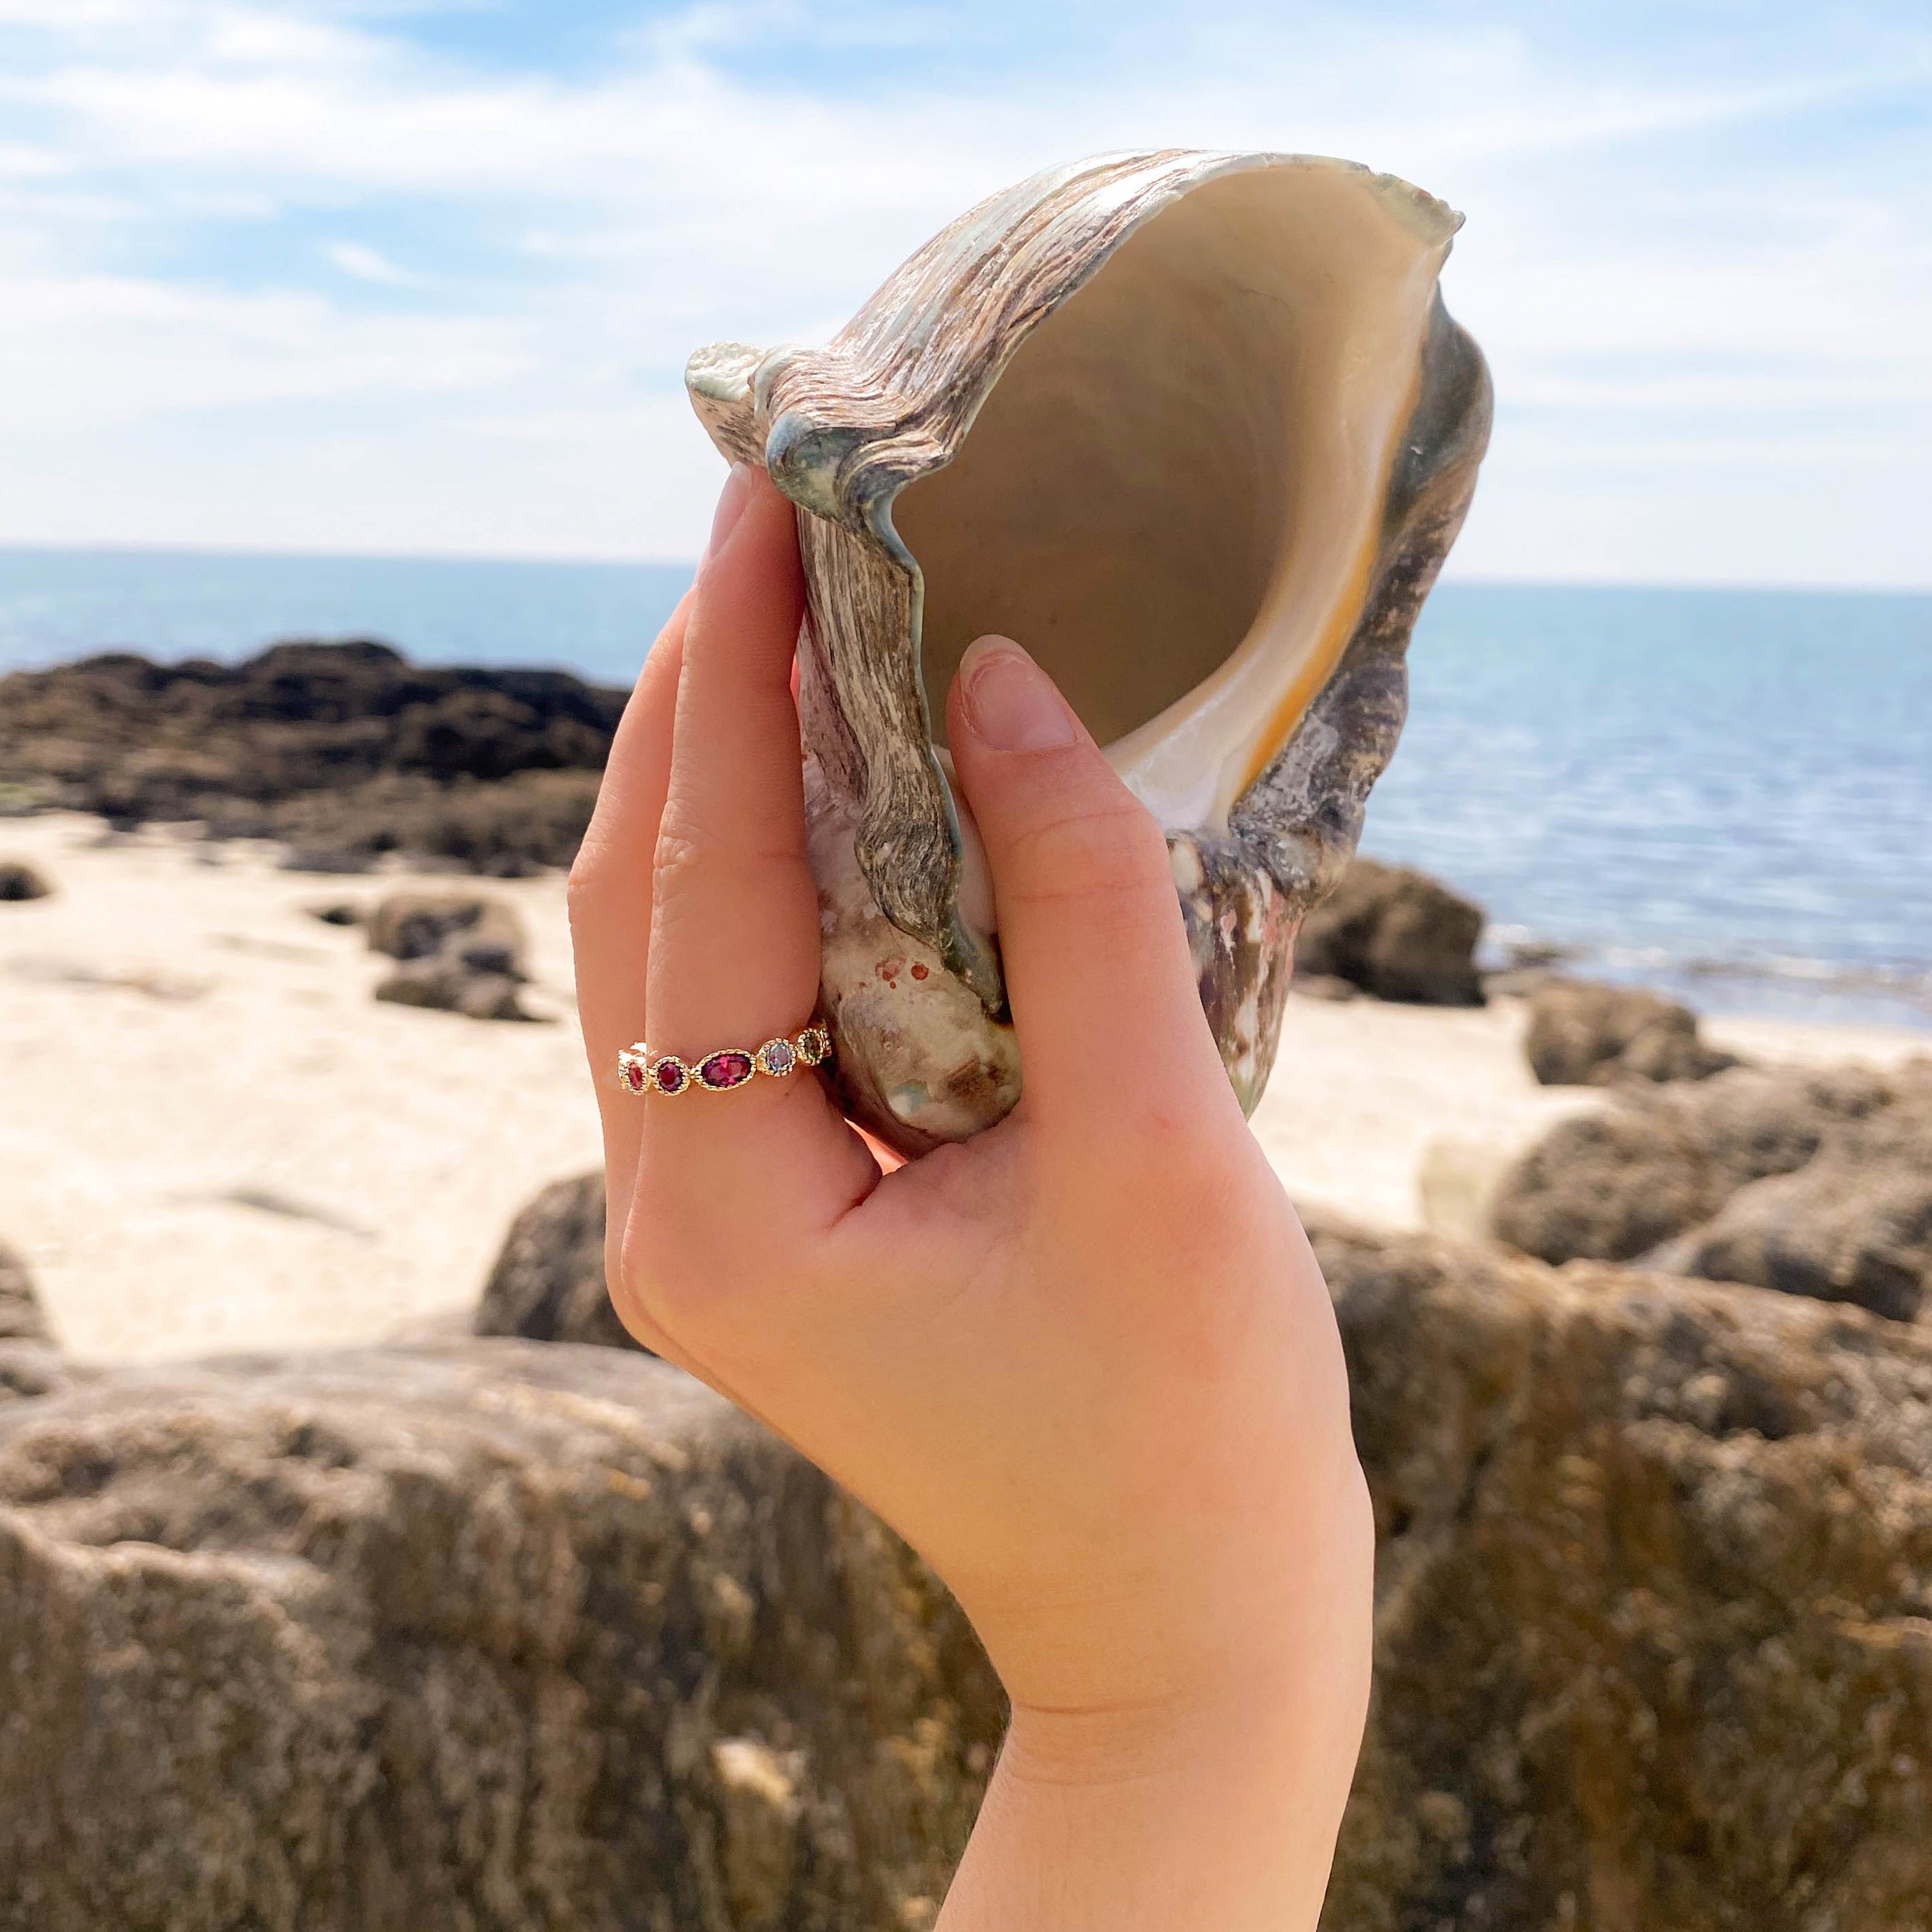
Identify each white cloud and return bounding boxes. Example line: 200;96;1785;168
323;239;427;286
0;0;1924;581
0;270;528;431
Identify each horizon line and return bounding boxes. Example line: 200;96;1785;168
0;537;1929;603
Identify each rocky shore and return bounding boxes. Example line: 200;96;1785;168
5;1208;1931;1930
0;640;624;873
5;641;1932;1927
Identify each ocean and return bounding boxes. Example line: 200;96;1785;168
1;546;1926;1033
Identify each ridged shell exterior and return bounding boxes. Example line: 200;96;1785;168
687;149;1491;1154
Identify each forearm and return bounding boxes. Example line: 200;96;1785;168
938;1685;1367;1932
938;1464;1375;1932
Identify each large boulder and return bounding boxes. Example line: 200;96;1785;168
1675;1060;1895;1190
475;1172;640;1351
0;1341;1000;1931
1668;1161;1932;1324
7;1232;1932;1928
1294;859;1485;1006
0;643;624;815
1316;1225;1932;1932
1523;976;1737;1086
1492;1062;1932;1318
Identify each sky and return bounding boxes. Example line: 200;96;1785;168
0;1;1926;587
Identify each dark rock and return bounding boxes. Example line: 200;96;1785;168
264;769;605;877
367;891;528;977
476;1173;641;1352
1682;1061;1896;1191
0;642;624;874
1294;857;1485;1005
308;902;362;927
1490;1102;1721;1264
1662;1083;1932;1322
374;960;533;1022
1493;1062;1932;1317
279;847;378;875
367;891;535;1020
0;860;53;902
1315;1224;1932;1932
1670;1161;1932;1322
0;1340;1000;1930
1524;975;1737;1086
0;1242;49;1345
1290;972;1360;1002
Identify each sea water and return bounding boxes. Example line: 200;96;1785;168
1;548;1925;1031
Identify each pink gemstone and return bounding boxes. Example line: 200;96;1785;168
698;1050;753;1090
653;1058;687;1095
623;1061;645;1093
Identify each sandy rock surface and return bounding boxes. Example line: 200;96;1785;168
1316;1223;1932;1931
6;1230;1932;1929
0;1338;998;1932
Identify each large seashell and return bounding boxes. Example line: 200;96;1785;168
687;149;1490;1156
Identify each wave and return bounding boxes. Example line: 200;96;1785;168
1483;925;1932;1021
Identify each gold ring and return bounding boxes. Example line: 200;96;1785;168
618;1023;830;1097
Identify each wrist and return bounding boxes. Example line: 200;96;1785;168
966;1443;1376;1761
940;1642;1371;1932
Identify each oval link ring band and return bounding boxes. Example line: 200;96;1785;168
617;1023;830;1099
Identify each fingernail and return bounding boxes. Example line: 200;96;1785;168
702;463;759;562
960;636;1076;751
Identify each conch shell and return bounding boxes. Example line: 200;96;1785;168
687;149;1490;1156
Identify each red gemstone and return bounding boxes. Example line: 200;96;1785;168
623;1061;645;1093
698;1050;754;1090
653;1058;687;1095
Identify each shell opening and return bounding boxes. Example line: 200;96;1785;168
893;161;1452;833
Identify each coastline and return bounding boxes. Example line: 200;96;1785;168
4;811;1926;1365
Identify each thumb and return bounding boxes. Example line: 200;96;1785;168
945;635;1226;1128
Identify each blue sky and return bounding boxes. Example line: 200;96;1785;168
0;1;1926;585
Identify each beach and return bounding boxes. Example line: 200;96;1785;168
6;809;1924;1365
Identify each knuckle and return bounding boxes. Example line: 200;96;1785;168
565;841;612;931
651;816;705;888
651;805;805;899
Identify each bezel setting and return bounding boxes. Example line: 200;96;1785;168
618;1023;832;1099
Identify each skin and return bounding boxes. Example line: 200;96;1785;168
569;463;1375;1929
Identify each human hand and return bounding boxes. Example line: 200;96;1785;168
570;464;1373;1929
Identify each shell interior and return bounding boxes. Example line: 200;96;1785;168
891;161;1457;835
